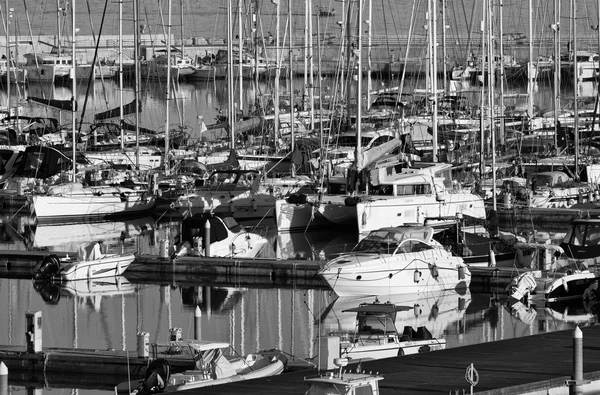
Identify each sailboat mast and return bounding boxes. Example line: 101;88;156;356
498;0;505;147
238;0;243;112
488;0;496;211
527;0;533;118
308;0;314;129
5;0;10;119
227;0;235;148
274;0;280;144
57;0;62;55
441;0;447;92
553;0;560;150
164;0;173;175
356;0;363;175
71;0;76;182
366;0;372;110
573;0;579;180
134;0;140;168
288;0;294;153
430;0;438;162
119;0;124;149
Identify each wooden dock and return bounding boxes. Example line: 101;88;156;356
2;325;600;394
128;254;325;289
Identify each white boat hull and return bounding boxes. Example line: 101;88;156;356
33;187;154;223
341;338;446;360
356;192;486;237
319;253;471;298
60;254;135;281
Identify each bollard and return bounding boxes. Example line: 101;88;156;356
159;239;169;258
194;306;202;340
137;332;150;358
571;326;583;395
0;362;7;395
488;250;496;268
25;311;42;353
204;220;211;257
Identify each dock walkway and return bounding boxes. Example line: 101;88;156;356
2;325;600;393
179;325;600;395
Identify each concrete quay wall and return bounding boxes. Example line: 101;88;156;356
1;33;598;77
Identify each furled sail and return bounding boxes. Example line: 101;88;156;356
94;99;141;121
28;96;77;112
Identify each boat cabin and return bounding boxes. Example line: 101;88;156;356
352;226;435;255
343;302;407;336
370;162;454;196
24;53;73;66
560;218;600;259
204;169;261;190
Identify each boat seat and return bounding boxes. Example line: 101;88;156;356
415;326;433;340
169;375;197;385
402;326;417;340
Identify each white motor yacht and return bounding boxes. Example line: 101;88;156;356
318;226;470;297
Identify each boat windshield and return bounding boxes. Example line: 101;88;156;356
222;216;242;233
337;135;372;148
563;222;600;246
353;232;399;254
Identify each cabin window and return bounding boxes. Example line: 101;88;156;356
370;135;393;147
395;184;431;196
434;168;453;189
584;224;600;246
355;385;376;395
375;185;393;196
397;240;433;254
570;224;586;246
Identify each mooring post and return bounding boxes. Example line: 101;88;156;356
570;326;584;395
204;220;211;257
0;362;8;395
194;306;202;340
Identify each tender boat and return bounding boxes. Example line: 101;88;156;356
318;226;470;297
304;357;383;395
116;339;286;394
33;242;135;282
332;301;446;360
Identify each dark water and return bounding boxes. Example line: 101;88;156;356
0;212;594;394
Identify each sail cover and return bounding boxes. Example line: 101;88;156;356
94;99;141;121
28;96;77;112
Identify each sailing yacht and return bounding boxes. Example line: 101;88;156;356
139;53;196;81
23;52;72;83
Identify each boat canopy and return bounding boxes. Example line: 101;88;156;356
77;242;102;261
166;339;231;352
342;303;412;314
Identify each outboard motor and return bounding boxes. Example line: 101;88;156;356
133;358;171;395
33;254;62;281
